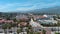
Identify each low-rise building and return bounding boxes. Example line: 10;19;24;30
29;18;43;32
16;15;30;22
36;15;57;24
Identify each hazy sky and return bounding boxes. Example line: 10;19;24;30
0;0;60;12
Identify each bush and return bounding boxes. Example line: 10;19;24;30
55;32;60;34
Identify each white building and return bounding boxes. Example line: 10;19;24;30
29;18;43;32
37;15;57;24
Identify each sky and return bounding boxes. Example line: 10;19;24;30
0;0;60;12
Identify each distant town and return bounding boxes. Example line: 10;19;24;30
0;13;60;34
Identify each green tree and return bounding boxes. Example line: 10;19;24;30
17;29;21;34
42;30;46;34
13;17;17;22
2;23;11;34
26;23;32;34
53;16;57;20
55;32;60;34
10;22;18;30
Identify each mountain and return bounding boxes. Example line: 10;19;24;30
2;6;60;15
28;6;60;15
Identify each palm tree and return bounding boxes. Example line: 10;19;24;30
42;29;46;34
10;22;17;34
26;23;32;34
57;21;60;34
2;23;11;34
13;17;17;22
5;14;11;20
17;21;21;34
12;18;18;34
17;28;21;34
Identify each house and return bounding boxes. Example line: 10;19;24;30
19;22;27;27
0;18;14;28
16;15;30;22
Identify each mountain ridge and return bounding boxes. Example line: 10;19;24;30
1;6;60;15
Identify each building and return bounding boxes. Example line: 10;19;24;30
29;18;43;32
0;18;14;28
36;15;57;24
16;15;30;22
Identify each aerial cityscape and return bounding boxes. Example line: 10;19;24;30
0;0;60;34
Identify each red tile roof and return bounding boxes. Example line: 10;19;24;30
20;22;27;26
33;16;46;19
0;19;14;23
0;19;5;23
44;28;51;34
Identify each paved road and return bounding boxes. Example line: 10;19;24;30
0;32;27;34
0;27;18;33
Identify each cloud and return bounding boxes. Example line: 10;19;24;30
0;0;60;12
0;3;34;12
16;2;60;11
